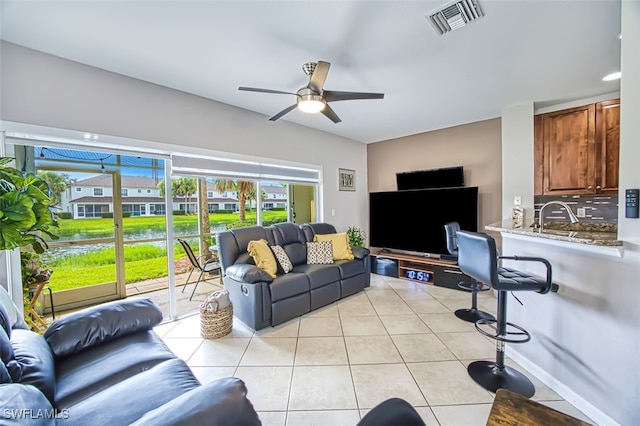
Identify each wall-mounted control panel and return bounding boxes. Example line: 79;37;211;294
626;189;639;218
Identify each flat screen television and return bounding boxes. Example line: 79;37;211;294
369;186;478;256
396;166;464;190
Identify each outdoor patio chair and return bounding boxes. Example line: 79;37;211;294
177;239;222;301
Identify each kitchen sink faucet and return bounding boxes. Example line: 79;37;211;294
538;201;580;232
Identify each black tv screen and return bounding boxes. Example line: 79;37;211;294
369;186;478;256
396;166;464;190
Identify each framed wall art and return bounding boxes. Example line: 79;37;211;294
338;168;355;191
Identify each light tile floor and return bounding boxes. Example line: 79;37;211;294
155;273;596;426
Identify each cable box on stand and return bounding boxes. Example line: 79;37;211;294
371;251;472;291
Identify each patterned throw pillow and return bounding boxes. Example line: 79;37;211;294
306;241;334;264
271;245;293;273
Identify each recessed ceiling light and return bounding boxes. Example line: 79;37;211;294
603;72;621;81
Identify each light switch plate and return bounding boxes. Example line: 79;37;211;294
513;195;522;206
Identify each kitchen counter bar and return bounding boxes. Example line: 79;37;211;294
485;220;622;247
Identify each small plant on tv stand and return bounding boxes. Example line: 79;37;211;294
346;226;366;247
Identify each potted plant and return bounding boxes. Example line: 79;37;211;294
0;157;59;323
20;250;53;319
346;226;366;247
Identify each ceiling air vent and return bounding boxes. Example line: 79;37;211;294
427;0;485;36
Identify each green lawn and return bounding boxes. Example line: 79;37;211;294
48;244;180;290
54;210;285;236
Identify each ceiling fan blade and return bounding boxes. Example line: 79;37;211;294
307;61;331;93
269;104;298;121
324;90;384;102
321;104;342;124
238;86;298;96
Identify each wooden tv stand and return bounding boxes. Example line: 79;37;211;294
371;251;471;290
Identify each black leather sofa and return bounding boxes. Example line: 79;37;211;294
0;288;261;426
219;222;371;331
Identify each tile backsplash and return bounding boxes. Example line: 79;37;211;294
534;194;618;224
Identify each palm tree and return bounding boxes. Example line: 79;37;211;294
37;170;72;205
173;178;197;214
213;179;254;222
198;178;212;259
159;177;197;214
158;177;213;257
246;187;267;212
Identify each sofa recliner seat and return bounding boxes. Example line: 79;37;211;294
219;222;370;331
0;287;261;426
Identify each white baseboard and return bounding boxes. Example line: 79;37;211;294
507;348;620;426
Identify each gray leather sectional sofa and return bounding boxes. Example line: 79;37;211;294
219;222;371;331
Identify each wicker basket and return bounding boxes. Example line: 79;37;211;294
200;301;233;339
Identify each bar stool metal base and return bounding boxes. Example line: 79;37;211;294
454;308;495;323
467;360;535;398
455;278;495;324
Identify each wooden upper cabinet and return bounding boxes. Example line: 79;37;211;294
542;104;596;195
595;99;620;193
534;99;620;196
533;115;544;196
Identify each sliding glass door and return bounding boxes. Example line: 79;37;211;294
3;126;321;320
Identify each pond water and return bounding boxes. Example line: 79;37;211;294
44;223;228;260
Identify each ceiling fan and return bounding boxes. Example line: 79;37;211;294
238;61;384;123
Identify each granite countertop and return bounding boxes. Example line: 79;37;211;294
485;220;622;247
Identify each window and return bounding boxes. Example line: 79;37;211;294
224;203;235;211
122;189;128;197
77;206;85;217
207;191;214;198
83;205;105;218
93;188;103;196
138;189;142;193
152;204;165;215
75;187;82;192
147;189;151;194
123;204;146;216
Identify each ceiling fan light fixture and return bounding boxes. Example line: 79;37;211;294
297;94;326;113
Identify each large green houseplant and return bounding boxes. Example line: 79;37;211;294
1;157;59;324
0;157;59;253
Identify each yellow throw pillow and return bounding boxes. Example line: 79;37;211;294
313;233;354;261
247;239;278;278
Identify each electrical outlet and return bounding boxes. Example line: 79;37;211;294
513;195;522;206
577;207;586;218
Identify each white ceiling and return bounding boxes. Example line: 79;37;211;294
0;0;622;144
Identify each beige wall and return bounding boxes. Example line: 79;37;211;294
367;118;503;231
